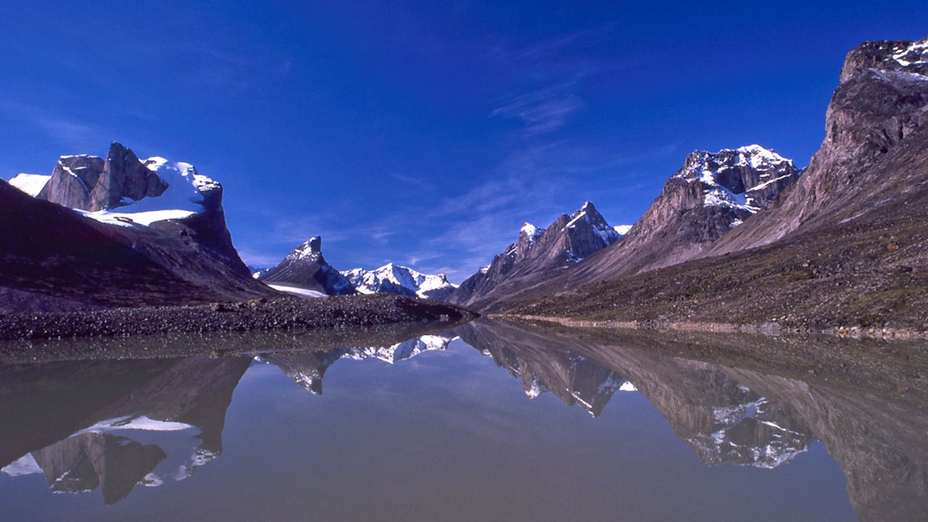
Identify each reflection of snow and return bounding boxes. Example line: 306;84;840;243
691;397;812;469
74;415;194;435
344;335;454;364
1;454;42;477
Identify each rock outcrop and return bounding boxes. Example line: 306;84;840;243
0;143;276;311
37;142;168;211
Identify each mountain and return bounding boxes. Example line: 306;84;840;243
342;263;457;300
258;236;355;296
709;37;928;255
565;145;800;285
449;201;626;310
514;37;928;332
33;142;168;212
0;142;274;312
263;334;453;394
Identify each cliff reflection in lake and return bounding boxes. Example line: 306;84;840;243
0;320;925;521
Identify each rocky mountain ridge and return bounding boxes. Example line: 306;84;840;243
564;144;800;288
709;36;928;256
449;201;625;309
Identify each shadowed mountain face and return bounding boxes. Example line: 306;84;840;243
0;355;251;504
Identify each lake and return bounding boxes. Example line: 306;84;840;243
1;319;925;521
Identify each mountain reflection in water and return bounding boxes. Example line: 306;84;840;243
0;319;925;521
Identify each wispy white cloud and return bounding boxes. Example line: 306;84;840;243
490;83;585;136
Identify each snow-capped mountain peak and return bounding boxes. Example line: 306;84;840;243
286;237;323;262
675;145;800;215
342;263;458;300
17;143;225;229
564;201;622;246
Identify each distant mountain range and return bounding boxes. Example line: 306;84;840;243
255;237;458;300
343;263;457;300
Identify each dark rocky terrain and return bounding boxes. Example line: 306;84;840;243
450;201;623;310
0;293;475;342
258;236;355;295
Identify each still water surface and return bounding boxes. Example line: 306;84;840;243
1;319;924;521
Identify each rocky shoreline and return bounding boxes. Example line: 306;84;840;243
505;314;928;341
0;294;477;341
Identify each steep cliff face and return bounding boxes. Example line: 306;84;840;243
36;143;168;212
450;201;624;310
710;37;928;255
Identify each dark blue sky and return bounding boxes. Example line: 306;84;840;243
2;1;926;281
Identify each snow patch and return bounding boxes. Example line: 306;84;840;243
618;381;638;392
74;415;195;435
267;284;328;298
8;173;51;196
614;225;632;236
